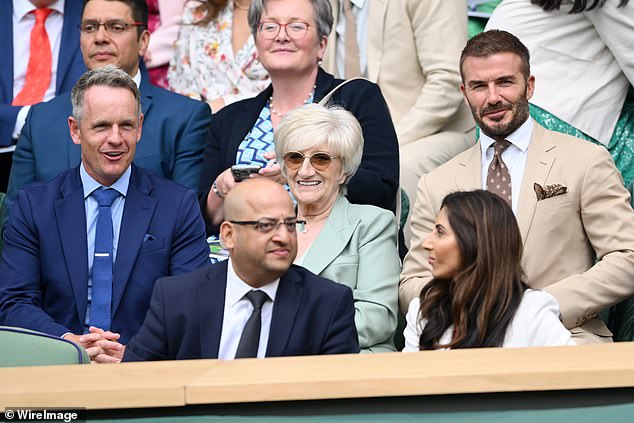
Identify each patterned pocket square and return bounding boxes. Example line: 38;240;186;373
534;183;567;201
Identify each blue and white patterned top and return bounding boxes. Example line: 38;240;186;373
236;103;275;167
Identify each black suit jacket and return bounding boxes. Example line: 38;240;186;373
198;67;399;233
123;262;360;360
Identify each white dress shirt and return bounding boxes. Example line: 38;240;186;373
12;0;65;140
334;0;368;78
480;118;533;213
217;259;280;360
403;289;576;351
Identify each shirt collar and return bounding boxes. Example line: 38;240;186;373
131;70;141;88
226;258;280;307
80;162;131;199
347;0;366;8
14;0;65;20
480;117;534;155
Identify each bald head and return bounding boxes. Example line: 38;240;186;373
221;178;297;287
224;179;294;221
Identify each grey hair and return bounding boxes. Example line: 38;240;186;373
71;65;141;124
248;0;333;40
274;103;363;194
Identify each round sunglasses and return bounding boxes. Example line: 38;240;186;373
282;151;339;171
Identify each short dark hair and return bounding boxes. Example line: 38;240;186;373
71;65;141;124
82;0;148;38
460;30;531;81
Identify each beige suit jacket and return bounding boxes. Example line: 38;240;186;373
400;122;634;340
323;0;474;146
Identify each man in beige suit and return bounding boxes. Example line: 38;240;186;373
322;0;475;243
400;30;634;344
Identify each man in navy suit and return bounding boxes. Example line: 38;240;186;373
0;0;86;191
4;0;211;225
123;178;359;361
0;66;210;361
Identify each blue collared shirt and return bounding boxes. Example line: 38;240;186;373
80;163;131;331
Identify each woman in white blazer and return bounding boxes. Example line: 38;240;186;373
403;190;575;351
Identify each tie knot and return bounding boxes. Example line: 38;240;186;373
92;187;120;207
245;290;269;310
34;8;53;22
493;140;511;155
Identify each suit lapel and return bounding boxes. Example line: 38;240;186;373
301;196;359;274
199;262;227;359
366;0;388;81
54;169;89;324
227;88;269;163
56;0;81;92
0;5;13;103
139;67;153;118
516;122;556;242
266;267;304;356
455;144;482;191
65;98;82;168
111;166;157;314
323;0;339;73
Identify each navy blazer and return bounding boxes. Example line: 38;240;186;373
0;0;86;146
198;68;399;232
0;165;211;344
123;261;360;360
4;67;211;225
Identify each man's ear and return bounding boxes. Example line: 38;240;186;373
526;75;535;101
68;116;81;145
137;29;151;57
220;221;234;251
136;113;144;143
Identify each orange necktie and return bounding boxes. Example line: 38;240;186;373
12;8;54;106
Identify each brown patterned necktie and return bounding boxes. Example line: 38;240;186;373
343;0;360;78
486;140;512;206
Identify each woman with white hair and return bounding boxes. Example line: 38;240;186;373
275;104;400;353
198;0;398;231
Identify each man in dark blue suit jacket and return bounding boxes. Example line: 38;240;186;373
0;66;210;358
124;179;359;361
0;0;85;146
4;0;210;225
0;0;86;190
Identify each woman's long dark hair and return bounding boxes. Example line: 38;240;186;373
418;190;528;349
531;0;628;13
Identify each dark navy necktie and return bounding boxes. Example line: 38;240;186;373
89;187;120;331
235;290;270;359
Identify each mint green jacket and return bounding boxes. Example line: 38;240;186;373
301;196;400;352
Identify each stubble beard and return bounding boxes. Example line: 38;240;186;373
472;94;531;140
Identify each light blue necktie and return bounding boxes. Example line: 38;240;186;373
89;187;119;330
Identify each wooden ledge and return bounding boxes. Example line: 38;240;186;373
185;343;634;404
1;343;633;410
